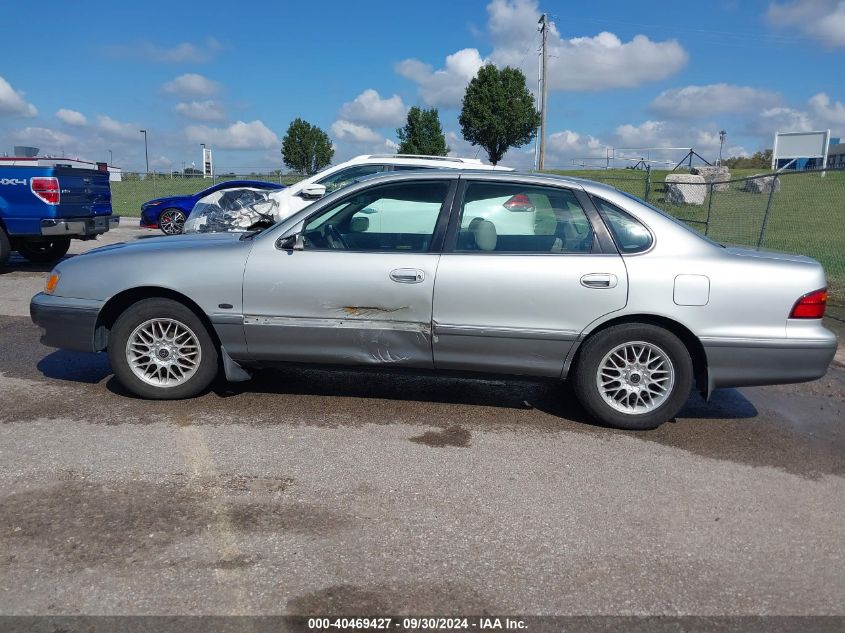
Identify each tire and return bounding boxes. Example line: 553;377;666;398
159;208;186;235
108;298;218;399
17;237;71;264
0;226;10;267
572;324;693;430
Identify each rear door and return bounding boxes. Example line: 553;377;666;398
432;178;628;377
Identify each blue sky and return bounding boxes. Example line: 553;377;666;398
1;0;843;171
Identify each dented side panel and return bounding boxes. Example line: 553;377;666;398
241;250;439;365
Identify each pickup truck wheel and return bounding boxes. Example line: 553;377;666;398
159;209;186;235
17;238;71;263
0;227;10;266
572;324;693;430
108;298;218;400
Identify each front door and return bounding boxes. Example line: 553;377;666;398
432;179;628;377
242;179;454;367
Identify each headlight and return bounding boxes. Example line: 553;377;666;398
45;272;60;294
145;201;162;207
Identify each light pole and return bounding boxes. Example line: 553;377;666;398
108;149;113;165
139;129;149;174
719;130;727;166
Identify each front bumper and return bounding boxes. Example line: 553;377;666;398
703;332;838;393
40;215;119;237
30;293;104;352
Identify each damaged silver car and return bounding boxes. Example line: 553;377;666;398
31;170;837;429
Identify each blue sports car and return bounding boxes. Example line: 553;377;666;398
140;180;285;235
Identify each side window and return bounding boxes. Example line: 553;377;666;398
302;181;450;252
455;182;594;253
316;164;386;193
590;196;653;253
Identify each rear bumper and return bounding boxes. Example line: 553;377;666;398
40;215;119;237
703;332;838;392
30;293;103;352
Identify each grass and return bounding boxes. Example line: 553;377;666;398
111;167;845;306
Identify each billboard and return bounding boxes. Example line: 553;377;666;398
771;130;830;169
202;147;213;178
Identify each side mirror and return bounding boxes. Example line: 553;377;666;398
276;233;305;251
298;184;326;200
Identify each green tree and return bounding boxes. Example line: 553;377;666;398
396;107;449;155
459;64;540;166
723;149;773;170
282;118;334;175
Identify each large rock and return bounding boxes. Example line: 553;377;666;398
664;174;707;205
691;165;731;191
742;174;781;194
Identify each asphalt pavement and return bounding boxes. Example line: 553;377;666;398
0;222;843;617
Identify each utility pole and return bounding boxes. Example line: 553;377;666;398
538;13;549;171
718;130;727;165
139;129;149;174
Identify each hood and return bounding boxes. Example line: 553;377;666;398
144;195;195;207
724;246;818;265
78;231;242;258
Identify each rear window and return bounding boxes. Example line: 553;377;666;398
590;196;653;254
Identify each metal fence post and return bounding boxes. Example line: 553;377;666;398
756;174;779;250
704;182;714;236
644;165;651;202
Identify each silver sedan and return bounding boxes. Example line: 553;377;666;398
30;171;837;429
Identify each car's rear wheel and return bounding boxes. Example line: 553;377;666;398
17;238;71;263
108;298;218;399
572;324;692;430
0;226;10;266
159;208;186;235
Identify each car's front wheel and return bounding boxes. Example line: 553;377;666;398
572;324;693;430
108;298;218;399
159;208;186;235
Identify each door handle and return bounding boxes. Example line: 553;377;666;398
390;268;425;284
580;273;617;289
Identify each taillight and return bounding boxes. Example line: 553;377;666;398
790;288;828;319
503;193;534;212
31;177;60;205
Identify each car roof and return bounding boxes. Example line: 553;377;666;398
348;168;612;192
342;153;512;171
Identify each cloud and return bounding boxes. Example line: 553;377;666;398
487;0;688;91
767;1;845;48
56;108;87;126
612;120;747;161
108;37;223;63
97;115;140;140
184;120;279;150
747;93;845;137
150;155;173;169
331;120;384;144
396;1;688;106
10;127;74;148
649;84;782;119
339;89;407;127
174;100;227;121
0;76;38;117
161;73;220;96
395;48;485;107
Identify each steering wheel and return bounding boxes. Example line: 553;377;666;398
324;224;348;249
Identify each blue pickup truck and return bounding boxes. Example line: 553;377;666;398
0;159;117;266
